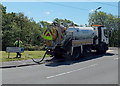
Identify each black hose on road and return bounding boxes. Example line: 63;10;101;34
31;50;47;64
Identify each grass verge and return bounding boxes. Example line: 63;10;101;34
0;51;50;62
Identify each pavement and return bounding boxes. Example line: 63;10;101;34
0;47;118;68
0;57;53;68
0;59;38;68
2;47;118;84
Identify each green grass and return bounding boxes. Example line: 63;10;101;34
0;51;50;62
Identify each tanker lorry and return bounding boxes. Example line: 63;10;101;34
42;23;109;60
32;23;109;63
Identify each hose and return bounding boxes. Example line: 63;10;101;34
31;50;47;64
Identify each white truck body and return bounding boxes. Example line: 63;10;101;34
66;27;96;40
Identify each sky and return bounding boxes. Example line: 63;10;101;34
1;2;118;25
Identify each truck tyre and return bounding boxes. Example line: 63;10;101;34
83;46;92;57
97;43;108;54
71;47;80;60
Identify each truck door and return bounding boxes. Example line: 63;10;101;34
98;26;109;44
101;27;109;44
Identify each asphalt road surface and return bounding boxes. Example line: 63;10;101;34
2;48;118;84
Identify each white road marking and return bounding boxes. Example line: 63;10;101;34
46;49;116;79
46;64;98;79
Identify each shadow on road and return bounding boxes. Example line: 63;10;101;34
45;52;115;67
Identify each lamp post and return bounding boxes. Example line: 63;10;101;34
95;7;102;24
95;7;102;11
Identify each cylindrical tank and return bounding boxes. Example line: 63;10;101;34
66;27;96;40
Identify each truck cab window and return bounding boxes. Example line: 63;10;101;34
104;29;108;38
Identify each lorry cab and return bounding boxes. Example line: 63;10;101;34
92;25;109;45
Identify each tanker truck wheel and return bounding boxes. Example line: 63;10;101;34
96;43;108;54
82;46;92;57
71;47;80;60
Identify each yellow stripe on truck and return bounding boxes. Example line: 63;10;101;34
43;27;58;41
43;30;53;40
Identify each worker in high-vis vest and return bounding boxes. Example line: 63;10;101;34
14;38;23;58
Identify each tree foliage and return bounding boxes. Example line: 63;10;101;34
1;4;44;50
89;11;119;47
53;18;78;26
1;4;78;50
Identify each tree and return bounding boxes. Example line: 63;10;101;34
89;11;119;47
0;4;6;14
53;18;78;26
1;4;44;50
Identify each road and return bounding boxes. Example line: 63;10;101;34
2;48;118;84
